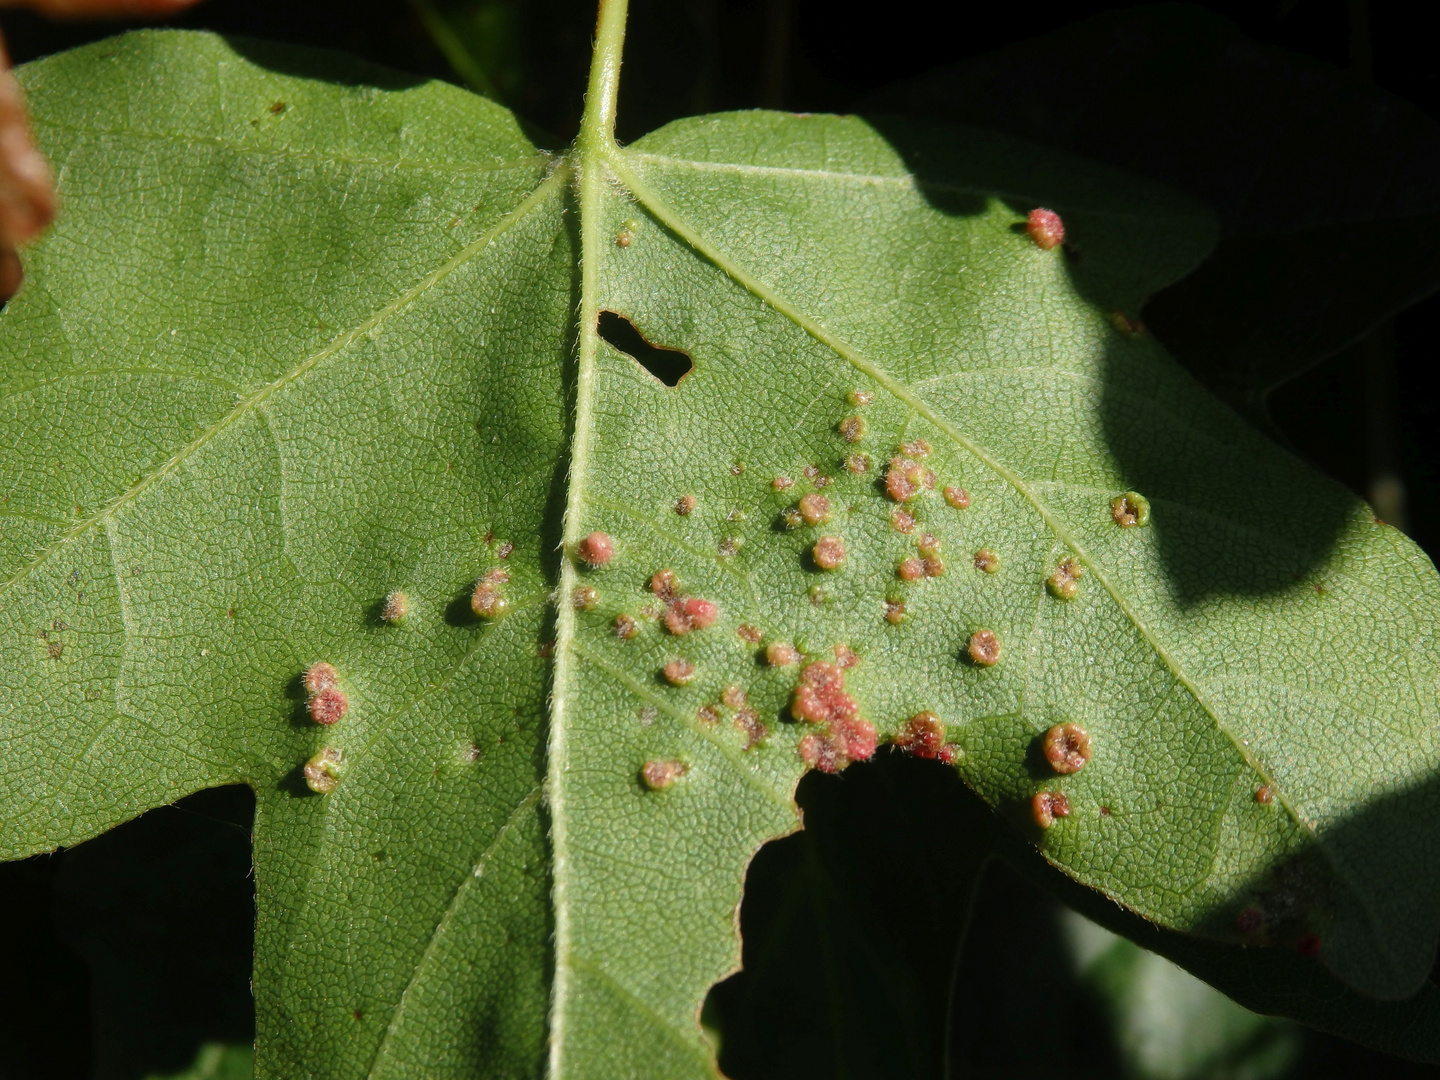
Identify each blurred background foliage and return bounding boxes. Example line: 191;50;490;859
3;1;1440;1077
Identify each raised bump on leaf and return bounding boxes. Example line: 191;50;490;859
379;590;409;623
575;530;615;567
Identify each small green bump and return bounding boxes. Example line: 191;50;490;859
641;759;686;790
380;590;409;623
1111;492;1151;527
304;747;344;795
1046;557;1083;601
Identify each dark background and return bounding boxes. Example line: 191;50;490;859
3;1;1439;1077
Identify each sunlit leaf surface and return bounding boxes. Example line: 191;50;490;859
4;28;1440;1078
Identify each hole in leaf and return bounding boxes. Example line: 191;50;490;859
598;311;692;386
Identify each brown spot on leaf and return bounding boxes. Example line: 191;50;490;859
663;658;696;686
766;641;802;666
734;708;768;750
1043;723;1091;774
309;688;348;726
665;597;718;635
967;630;1001;666
641;759;687;790
894;712;946;758
650;569;679;602
812;536;846;570
471;581;508;619
798;493;831;525
885;456;924;502
304;747;343;794
674;494;697;515
838;415;866;443
1110;491;1151;527
613;614;639;640
303;662;339;696
973;548;1000;574
1046;556;1084;601
1032;789;1070;828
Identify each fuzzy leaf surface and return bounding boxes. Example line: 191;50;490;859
4;26;1440;1080
3;32;569;1079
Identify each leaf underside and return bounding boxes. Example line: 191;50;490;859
4;31;1440;1078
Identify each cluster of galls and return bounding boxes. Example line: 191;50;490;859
301;662;348;794
1031;722;1091;829
885;447;938;503
792;661;878;774
649;568;718;635
898;532;945;582
304;662;347;726
893;711;961;764
570;530;722;642
471;568;510;619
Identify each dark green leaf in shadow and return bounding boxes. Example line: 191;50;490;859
142;1043;254;1080
1064;913;1300;1080
862;3;1440;408
712;751;1302;1080
978;768;1440;1066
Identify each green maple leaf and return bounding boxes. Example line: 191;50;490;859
5;3;1440;1074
